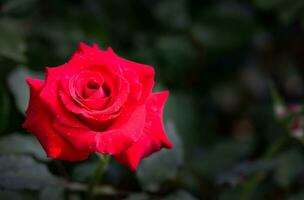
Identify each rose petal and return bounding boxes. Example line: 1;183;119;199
60;70;111;111
113;91;172;170
53;104;146;154
106;48;155;104
22;78;90;161
40;67;85;128
60;91;111;114
68;43;121;74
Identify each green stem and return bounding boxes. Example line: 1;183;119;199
87;154;110;199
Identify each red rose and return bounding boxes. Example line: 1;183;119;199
22;43;173;170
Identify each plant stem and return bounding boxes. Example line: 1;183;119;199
87;154;110;199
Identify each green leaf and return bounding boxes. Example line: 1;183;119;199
39;186;64;200
0;155;58;190
32;20;86;62
137;121;183;192
191;3;257;53
72;162;96;182
1;0;38;16
0;191;23;200
124;193;151;200
254;0;288;9
0;133;48;161
164;91;200;149
0;18;26;62
153;0;189;30
219;187;243;200
273;149;304;187
155;35;196;72
254;0;304;24
0;86;11;134
7;67;43;114
0;191;36;200
217;160;274;186
288;192;304;200
193;138;253;179
163;190;199;200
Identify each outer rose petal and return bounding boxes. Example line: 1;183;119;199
113;91;173;170
22;78;90;161
106;48;155;104
40;67;85;128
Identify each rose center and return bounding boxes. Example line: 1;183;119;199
102;83;111;96
87;80;100;90
82;79;111;99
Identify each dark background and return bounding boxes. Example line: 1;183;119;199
1;0;304;199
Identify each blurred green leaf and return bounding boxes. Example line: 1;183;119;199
0;191;36;200
39;186;64;200
219;187;243;200
0;86;10;134
0;191;22;200
254;0;304;24
1;0;38;16
193;138;253;179
0;18;26;62
163;190;199;200
273;149;304;187
137;121;183;192
7;67;43;114
191;3;257;53
72;162;96;182
153;0;189;30
155;35;196;73
0;155;58;190
0;133;48;161
254;0;288;9
130;34;157;66
164;91;200;150
124;193;150;200
217;160;274;186
288;192;304;200
32;20;86;61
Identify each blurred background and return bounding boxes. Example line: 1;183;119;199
1;0;304;199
